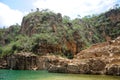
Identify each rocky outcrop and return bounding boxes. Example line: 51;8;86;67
0;57;7;69
18;10;98;58
76;36;120;59
47;57;106;74
75;36;120;75
6;52;40;70
20;11;62;36
0;53;116;75
45;36;120;75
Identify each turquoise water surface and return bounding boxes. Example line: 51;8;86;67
0;70;120;80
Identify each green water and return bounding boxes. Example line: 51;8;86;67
0;70;120;80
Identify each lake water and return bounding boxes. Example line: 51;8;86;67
0;70;120;80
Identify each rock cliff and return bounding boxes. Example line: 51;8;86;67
0;8;120;76
18;10;92;58
6;52;40;70
0;57;7;69
0;35;120;76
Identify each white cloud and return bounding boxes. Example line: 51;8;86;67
0;2;24;28
33;0;117;18
0;0;118;28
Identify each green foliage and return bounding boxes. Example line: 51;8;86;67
32;33;59;44
1;43;13;56
15;35;34;52
62;16;71;24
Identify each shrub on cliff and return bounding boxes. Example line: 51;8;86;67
2;44;13;56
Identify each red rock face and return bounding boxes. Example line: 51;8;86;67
65;41;77;55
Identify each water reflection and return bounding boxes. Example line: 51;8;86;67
0;70;120;80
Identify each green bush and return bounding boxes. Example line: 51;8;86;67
2;46;13;56
11;43;22;53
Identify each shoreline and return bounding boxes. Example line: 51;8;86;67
0;54;120;76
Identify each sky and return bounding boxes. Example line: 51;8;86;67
0;0;120;28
